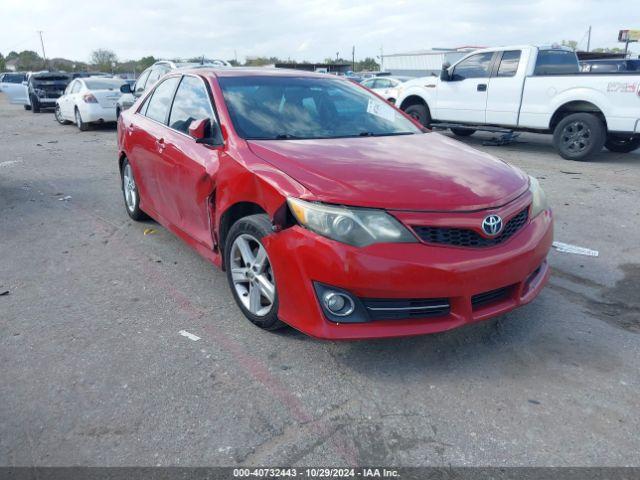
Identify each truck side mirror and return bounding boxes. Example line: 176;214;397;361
440;62;451;81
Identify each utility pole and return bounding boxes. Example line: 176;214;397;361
586;25;591;52
352;45;355;72
37;30;47;68
380;45;384;72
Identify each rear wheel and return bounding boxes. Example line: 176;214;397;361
553;113;605;161
121;158;147;221
604;135;640;153
451;128;476;137
55;104;70;125
75;108;89;131
24;104;31;111
403;103;431;127
225;214;284;331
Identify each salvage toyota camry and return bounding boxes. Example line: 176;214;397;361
117;68;553;340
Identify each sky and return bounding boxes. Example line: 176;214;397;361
1;0;637;63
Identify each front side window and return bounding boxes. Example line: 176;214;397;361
134;69;151;94
144;76;180;123
497;50;521;77
452;52;495;80
168;76;215;133
218;75;421;140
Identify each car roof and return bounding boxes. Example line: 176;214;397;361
178;67;336;79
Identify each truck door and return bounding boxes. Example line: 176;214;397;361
434;51;496;124
485;50;524;126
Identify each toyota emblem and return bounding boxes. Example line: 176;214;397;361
482;215;503;236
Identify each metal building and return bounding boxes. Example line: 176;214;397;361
381;47;479;77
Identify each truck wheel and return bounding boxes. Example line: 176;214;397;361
403;104;431;127
451;128;476;137
31;96;41;113
553;113;605;161
604;135;640;153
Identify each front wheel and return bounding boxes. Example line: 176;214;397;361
24;104;31;111
225;214;284;331
451;128;476;137
553;112;605;161
403;103;431;127
604;135;640;153
31;96;40;113
55;104;70;125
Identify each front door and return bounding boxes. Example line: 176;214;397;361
433;51;497;124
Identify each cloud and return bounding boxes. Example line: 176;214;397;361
0;0;635;63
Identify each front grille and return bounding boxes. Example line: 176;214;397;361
412;207;529;248
362;297;450;321
471;287;511;308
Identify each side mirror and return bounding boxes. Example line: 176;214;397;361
440;62;451;81
120;83;132;94
189;118;223;146
22;81;28;86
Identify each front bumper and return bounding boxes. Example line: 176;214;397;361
263;208;553;340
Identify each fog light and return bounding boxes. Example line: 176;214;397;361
323;291;355;316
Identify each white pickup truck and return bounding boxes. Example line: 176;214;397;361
395;45;640;161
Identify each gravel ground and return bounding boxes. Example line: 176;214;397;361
1;94;639;467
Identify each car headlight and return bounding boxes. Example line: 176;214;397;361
529;176;549;218
287;198;417;247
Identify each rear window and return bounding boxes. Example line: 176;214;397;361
32;75;70;82
84;79;126;90
534;50;579;75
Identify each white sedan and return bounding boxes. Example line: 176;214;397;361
55;77;127;130
360;76;411;104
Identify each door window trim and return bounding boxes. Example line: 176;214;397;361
491;50;522;78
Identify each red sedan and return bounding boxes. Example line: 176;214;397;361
117;68;553;340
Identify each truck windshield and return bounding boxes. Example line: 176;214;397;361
534;50;579;75
218;76;421;140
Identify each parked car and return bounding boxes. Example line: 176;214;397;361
396;45;640;160
117;68;552;340
116;59;231;117
55;77;128;130
0;72;28;104
25;71;72;113
361;76;411;103
580;59;640;73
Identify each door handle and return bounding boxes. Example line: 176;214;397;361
156;138;166;151
477;83;487;92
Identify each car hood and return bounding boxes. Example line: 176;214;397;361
247;132;529;212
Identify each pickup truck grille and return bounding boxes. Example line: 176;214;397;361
412;207;529;248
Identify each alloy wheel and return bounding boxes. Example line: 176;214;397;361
122;164;137;212
229;234;275;317
561;121;592;154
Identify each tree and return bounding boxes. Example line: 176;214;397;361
137;56;156;70
0;53;5;71
16;50;43;70
356;57;380;72
6;51;18;61
90;48;118;71
561;40;578;51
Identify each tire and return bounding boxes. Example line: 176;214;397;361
116;106;121;119
31;96;40;113
24;104;31;111
75;108;89;131
604;135;640;153
403;103;431;127
224;214;284;331
55;104;70;125
451;128;476;137
553;113;605;161
121;158;147;221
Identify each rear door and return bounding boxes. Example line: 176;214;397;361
433;51;496;123
127;76;181;217
61;80;80;118
485;50;525;126
1;73;28;104
161;75;221;247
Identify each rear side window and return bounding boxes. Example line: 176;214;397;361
2;73;26;83
497;50;521;77
534;50;579;75
144;77;180;123
452;52;495;79
168;76;215;133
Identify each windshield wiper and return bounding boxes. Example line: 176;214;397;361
275;133;303;140
357;131;415;137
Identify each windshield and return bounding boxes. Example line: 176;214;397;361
84;79;126;90
218;75;421;140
